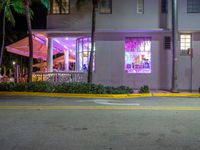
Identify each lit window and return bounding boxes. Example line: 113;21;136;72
76;38;95;71
125;37;151;73
99;0;112;14
137;0;144;14
50;0;70;14
180;34;192;55
187;0;200;13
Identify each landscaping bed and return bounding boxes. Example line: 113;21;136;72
0;82;133;94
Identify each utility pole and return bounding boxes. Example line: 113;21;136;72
171;0;179;92
188;48;193;92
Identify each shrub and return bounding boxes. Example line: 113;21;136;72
0;82;133;94
116;86;133;94
0;82;15;91
13;83;26;91
26;81;54;92
139;85;150;93
55;83;107;94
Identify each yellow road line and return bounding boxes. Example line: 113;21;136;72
0;92;199;99
1;105;200;111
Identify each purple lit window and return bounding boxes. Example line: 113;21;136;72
76;38;95;71
125;37;151;73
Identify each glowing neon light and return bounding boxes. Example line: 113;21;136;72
125;37;151;74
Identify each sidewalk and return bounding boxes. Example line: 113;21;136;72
0;91;199;99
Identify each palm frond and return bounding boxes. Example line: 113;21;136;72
40;0;49;8
0;6;3;13
5;7;15;26
29;8;34;19
11;0;25;14
0;0;5;12
0;4;3;12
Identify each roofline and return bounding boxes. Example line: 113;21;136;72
32;28;171;34
32;28;200;34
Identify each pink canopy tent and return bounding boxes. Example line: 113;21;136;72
6;34;76;69
6;34;63;60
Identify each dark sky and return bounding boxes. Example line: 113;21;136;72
14;1;48;30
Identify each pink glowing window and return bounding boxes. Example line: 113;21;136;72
125;37;151;73
76;38;95;71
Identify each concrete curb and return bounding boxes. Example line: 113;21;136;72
0;92;199;99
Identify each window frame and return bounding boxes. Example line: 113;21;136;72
137;0;144;14
187;0;200;13
125;37;152;74
99;0;112;14
161;0;168;14
180;33;192;56
76;37;95;72
49;0;70;15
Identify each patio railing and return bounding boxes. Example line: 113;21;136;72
32;72;87;83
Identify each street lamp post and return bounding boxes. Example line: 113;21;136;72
171;0;179;92
12;61;16;82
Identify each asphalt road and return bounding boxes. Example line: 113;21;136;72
0;96;200;150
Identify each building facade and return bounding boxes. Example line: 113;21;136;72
38;0;200;91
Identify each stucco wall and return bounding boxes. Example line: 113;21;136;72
47;0;160;30
94;41;124;86
168;0;200;31
93;32;199;90
178;33;200;90
47;0;200;31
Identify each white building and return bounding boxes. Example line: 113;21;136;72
33;0;200;91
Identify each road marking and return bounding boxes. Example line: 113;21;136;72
1;106;200;111
94;99;140;106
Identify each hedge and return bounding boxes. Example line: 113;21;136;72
0;82;133;94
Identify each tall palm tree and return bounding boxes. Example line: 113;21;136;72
24;0;62;82
24;0;49;82
76;0;99;83
0;0;24;67
24;0;33;82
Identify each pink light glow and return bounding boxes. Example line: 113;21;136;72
125;37;151;74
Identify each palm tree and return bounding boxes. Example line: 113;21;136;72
23;0;33;82
24;0;62;82
23;0;49;82
0;0;24;67
76;0;99;83
0;0;49;82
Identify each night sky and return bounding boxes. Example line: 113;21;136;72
14;1;48;30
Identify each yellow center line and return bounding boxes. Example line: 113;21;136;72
1;106;200;111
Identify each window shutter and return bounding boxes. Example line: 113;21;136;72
164;36;171;50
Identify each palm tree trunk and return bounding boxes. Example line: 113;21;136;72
87;0;96;83
0;6;6;67
24;0;33;83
